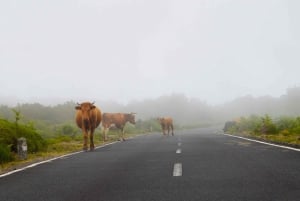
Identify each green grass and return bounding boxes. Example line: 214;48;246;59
257;133;300;146
224;115;300;148
231;131;300;147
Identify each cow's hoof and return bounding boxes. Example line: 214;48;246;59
83;147;88;152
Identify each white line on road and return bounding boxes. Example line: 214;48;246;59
223;133;300;152
0;141;118;178
176;148;181;154
173;163;182;176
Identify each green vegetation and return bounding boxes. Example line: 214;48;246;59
0;144;13;163
0;115;47;164
224;114;300;147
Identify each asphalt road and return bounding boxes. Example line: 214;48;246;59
0;128;299;201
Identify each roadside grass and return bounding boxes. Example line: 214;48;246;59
254;133;300;146
223;115;300;148
229;131;300;148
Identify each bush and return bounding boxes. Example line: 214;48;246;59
0;119;17;149
0;144;14;164
223;115;300;145
223;121;237;133
280;129;290;136
0;118;47;153
19;126;47;153
260;114;278;134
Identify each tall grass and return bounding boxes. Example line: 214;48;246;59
224;115;300;146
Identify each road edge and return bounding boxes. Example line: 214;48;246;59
0;141;118;178
223;133;300;152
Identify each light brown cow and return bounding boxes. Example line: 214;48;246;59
158;117;174;136
75;102;101;151
102;113;136;141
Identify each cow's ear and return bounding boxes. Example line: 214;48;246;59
75;106;81;110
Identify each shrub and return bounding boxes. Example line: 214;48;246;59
0;118;47;153
276;116;296;131
0;144;14;164
223;121;237;133
260;114;278;134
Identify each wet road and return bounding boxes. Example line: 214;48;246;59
0;128;299;201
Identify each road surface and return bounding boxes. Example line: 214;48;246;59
0;128;299;201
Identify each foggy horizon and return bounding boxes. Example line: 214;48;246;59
1;1;300;107
0;88;296;108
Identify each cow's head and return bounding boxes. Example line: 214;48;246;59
75;102;96;127
128;113;136;124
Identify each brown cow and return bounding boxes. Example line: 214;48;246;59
102;113;136;141
75;102;102;151
158;117;174;136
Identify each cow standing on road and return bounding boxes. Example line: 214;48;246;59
102;113;136;141
75;102;102;151
158;117;174;136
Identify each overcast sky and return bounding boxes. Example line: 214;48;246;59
1;0;299;105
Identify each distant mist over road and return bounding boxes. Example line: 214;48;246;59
1;87;300;126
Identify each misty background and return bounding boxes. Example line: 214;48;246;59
1;0;300;121
1;87;300;129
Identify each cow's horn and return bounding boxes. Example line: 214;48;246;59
91;101;95;105
76;102;80;105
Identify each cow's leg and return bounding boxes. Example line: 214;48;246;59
118;129;122;141
120;127;125;141
167;126;170;136
101;126;105;141
102;126;108;142
171;124;174;136
104;128;108;141
90;129;95;151
83;130;88;151
162;125;166;135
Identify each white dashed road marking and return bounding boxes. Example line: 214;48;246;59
173;163;182;176
173;135;182;176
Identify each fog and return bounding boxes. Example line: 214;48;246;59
1;0;300;107
2;88;300;129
